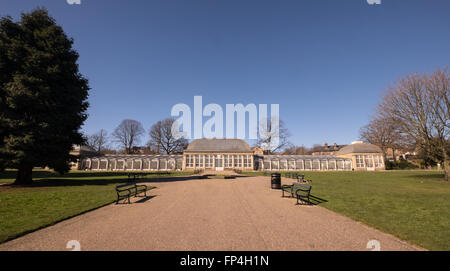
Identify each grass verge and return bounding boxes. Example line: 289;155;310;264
0;170;193;244
244;170;450;251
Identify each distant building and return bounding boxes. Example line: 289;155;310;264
385;147;417;162
311;142;347;156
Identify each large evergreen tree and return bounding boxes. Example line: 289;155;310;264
0;8;89;185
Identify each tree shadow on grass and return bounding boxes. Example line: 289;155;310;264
0;170;180;181
0;175;209;189
408;173;445;180
62;171;175;178
0;170;58;180
1;178;131;188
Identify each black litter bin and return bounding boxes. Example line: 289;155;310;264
271;173;281;189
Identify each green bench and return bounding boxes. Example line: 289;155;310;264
115;182;150;204
281;182;312;205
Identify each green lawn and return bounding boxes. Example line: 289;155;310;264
245;170;450;251
1;170;449;250
0;170;193;244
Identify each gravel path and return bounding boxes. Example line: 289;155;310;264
0;176;422;251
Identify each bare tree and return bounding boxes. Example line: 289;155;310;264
359;116;406;162
296;146;309;155
379;68;449;180
112;119;145;154
309;144;324;155
86;129;109;153
148;118;188;154
283;145;309;155
257;119;291;154
282;146;297;155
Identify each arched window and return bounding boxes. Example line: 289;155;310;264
305;160;312;170
99;159;108;170
160;159;167;170
296;159;304;170
133;159;141;170
168;159;176;170
126;160;132;170
176;158;183;169
143;159;150;170
312;160;320;170
150;159;158;170
280;159;288;170
337;160;344;170
116;160;124;170
328;160;336;170
263;160;271;170
91;159;99;170
320;160;328;170
288;160;295;170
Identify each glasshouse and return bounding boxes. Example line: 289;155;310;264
77;139;385;171
81;155;184;171
256;155;353;171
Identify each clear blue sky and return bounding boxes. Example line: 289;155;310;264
1;0;449;148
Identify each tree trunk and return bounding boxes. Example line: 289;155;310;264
443;152;449;182
444;160;449;182
382;150;387;164
14;162;33;185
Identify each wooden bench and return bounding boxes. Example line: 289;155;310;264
115;182;149;204
281;182;312;205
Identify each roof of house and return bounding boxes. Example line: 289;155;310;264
336;142;383;155
185;138;253;153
